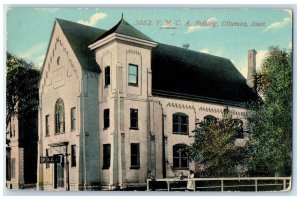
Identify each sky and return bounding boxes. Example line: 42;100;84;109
6;7;293;78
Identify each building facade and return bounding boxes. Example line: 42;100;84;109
37;18;256;191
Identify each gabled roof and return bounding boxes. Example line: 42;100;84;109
151;43;257;105
93;18;154;43
54;18;256;105
56;18;105;73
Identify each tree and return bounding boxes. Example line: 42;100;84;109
188;111;249;177
6;53;40;127
247;47;292;177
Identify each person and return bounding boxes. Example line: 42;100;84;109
186;170;195;191
147;170;156;191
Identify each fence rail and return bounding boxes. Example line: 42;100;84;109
147;177;291;192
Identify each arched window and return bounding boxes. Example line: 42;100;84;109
55;98;65;134
173;113;189;134
173;144;189;169
204;115;217;124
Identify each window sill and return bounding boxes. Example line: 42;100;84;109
102;167;110;170
129;127;139;130
70;129;76;132
103;127;109;130
71;165;76;168
130;166;140;170
128;83;138;87
173;132;189;135
55;132;65;135
104;85;110;88
173;167;189;170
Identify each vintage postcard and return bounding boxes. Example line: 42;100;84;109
5;7;293;193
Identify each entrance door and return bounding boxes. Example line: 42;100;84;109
54;155;64;188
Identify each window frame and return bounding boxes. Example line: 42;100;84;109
104;66;110;87
128;63;138;86
172;113;189;135
173;144;189;170
70;107;76;131
130;143;140;169
103;109;110;129
55;98;65;134
45;115;50;136
71;145;76;167
102;144;111;169
130;108;139;129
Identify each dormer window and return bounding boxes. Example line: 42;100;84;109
128;64;138;86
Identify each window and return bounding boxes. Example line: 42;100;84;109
233;119;244;138
103;144;111;169
11;158;16;179
104;109;110;129
104;66;110;86
45;115;50;136
71;107;76;131
130;143;140;169
46;149;50;168
130;109;138;129
204;115;217;125
55;98;65;134
173;113;189;134
71;145;76;167
128;64;138;86
173;144;189;169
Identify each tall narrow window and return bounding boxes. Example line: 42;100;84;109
71;107;76;131
46;149;50;168
55;98;65;134
71;145;76;167
103;144;111;169
11;158;16;179
130;143;140;169
173;144;189;169
104;109;110;129
130;109;138;129
45;115;50;136
173;113;189;134
128;64;138;86
104;66;110;86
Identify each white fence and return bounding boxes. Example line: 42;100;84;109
147;177;291;192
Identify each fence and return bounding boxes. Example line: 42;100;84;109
147;177;291;192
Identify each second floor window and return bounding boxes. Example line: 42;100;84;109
45;115;50;136
71;107;76;131
55;98;65;134
173;113;189;134
128;64;138;86
130;109;138;129
104;109;110;129
104;66;110;86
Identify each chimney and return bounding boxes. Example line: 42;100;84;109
247;49;257;89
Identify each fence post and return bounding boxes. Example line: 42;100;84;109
193;180;196;191
221;179;224;192
147;179;149;191
283;178;286;190
255;179;258;192
167;180;170;191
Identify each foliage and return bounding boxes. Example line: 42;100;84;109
6;53;40;127
248;47;292;176
188;113;249;177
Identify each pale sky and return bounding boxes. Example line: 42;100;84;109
6;7;293;78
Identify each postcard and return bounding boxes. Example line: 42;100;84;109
5;7;293;193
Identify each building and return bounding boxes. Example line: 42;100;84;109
37;17;257;191
6;113;38;189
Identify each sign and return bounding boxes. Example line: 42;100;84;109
40;156;61;164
